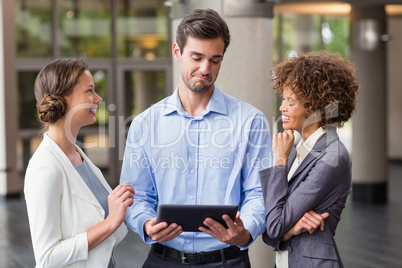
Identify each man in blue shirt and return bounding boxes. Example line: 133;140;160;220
120;8;272;267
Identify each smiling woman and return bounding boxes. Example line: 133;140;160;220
62;70;102;131
260;51;359;268
279;87;309;137
24;58;135;268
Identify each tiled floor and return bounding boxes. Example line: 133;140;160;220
0;197;149;268
336;161;402;268
1;162;401;268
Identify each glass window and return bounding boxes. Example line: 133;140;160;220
124;70;166;118
91;69;109;125
273;13;349;61
59;0;112;57
18;71;40;129
17;136;42;176
320;16;350;57
17;71;41;176
117;0;169;59
16;0;52;57
15;1;172;182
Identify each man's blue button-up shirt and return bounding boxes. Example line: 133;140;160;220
120;86;272;252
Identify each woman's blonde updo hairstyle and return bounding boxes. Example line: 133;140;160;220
35;58;88;124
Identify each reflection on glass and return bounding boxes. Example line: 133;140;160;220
16;0;52;57
59;0;111;57
124;70;166;117
117;0;169;59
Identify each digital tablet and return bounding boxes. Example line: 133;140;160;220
156;204;239;232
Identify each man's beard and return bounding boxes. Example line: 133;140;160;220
184;73;214;94
187;82;213;94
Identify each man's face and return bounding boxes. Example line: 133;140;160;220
173;36;225;94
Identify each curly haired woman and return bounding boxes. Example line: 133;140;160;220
260;51;359;268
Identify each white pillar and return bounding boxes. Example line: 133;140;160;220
0;0;21;196
387;17;402;159
350;5;387;204
135;72;158;114
294;15;317;54
171;0;275;266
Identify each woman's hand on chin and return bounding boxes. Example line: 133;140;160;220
273;129;294;166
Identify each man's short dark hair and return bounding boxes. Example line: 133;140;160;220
176;8;231;54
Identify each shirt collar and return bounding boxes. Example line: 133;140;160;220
163;88;184;116
296;127;327;162
163;85;228;117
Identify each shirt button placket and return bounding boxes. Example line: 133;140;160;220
187;119;197;205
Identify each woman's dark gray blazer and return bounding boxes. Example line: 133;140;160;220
259;127;351;268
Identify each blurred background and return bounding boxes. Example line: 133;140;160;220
1;0;402;267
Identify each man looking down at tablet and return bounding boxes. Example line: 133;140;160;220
120;8;271;267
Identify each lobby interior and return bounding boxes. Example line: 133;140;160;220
1;0;402;267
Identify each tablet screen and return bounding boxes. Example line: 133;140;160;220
156;204;238;232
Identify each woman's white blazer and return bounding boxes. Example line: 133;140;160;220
24;134;128;268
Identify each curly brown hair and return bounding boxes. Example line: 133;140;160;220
271;51;359;128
